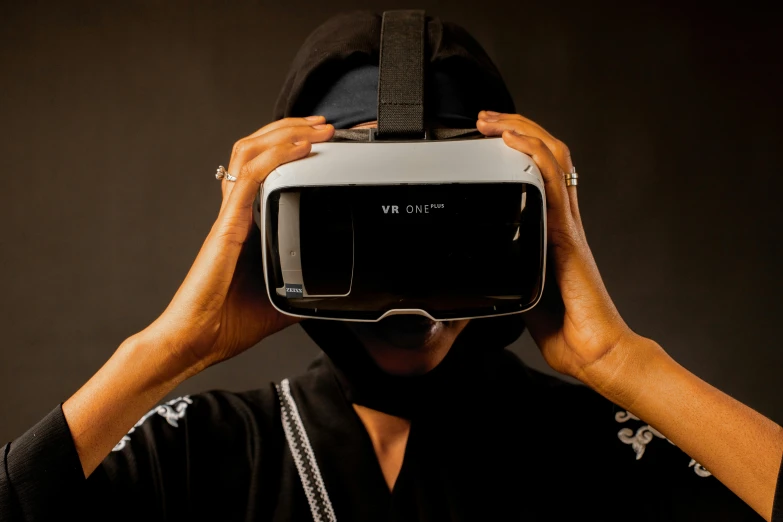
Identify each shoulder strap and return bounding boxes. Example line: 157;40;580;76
276;378;337;522
376;9;426;140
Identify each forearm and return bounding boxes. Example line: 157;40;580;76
62;330;201;477
585;335;783;521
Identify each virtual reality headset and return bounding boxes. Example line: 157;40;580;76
253;10;547;322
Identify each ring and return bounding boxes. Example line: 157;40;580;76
216;165;237;182
564;166;578;187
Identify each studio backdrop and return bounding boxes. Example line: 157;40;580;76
1;0;781;442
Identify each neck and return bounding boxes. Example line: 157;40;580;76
352;403;411;491
362;343;450;376
302;317;486;419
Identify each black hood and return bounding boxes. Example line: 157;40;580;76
273;10;516;127
273;11;527;411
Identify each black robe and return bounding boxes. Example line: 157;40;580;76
1;347;778;521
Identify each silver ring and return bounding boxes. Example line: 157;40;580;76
565;166;578;187
216;165;237;182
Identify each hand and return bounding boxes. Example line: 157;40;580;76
476;111;639;389
141;116;335;373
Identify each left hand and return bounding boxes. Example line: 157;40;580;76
478;114;783;522
476;111;638;388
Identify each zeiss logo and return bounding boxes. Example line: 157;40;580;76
382;204;444;214
285;284;304;298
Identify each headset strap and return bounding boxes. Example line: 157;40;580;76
332;127;482;142
376;10;426;139
276;378;337;522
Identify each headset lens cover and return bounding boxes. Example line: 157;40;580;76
264;183;544;320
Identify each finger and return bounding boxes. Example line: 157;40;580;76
479;113;581;226
246;115;326;139
479;111;554;141
500;130;597;301
175;141;313;311
219;116;327;200
222;123;333;208
565;174;584;236
500;130;576;243
477;114;573;173
222;140;313;236
230;122;332;171
225;122;332;189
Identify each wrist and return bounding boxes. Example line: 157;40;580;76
574;332;672;412
63;329;204;477
122;326;208;386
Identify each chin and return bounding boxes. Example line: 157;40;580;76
368;315;445;351
346;316;470;375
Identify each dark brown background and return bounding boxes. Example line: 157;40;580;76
1;1;781;443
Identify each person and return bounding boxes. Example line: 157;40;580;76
1;10;782;522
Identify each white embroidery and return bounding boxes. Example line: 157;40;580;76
614;411;640;423
689;458;712;477
614;409;711;477
277;379;337;522
617;424;669;460
112;396;193;452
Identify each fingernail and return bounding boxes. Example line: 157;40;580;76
312;123;330;129
482;117;499;122
305;115;323;121
485;110;501;116
294;140;308;146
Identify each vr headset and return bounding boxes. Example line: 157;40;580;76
254;10;547;322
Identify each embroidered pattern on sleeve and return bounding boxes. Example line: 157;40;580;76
112;396;193;452
614;410;712;477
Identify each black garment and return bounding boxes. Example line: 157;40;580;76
301;313;525;420
2;348;779;521
272;11;516;128
307;64;486;130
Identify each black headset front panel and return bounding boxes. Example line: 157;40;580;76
266;183;544;320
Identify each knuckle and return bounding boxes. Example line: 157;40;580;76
530;137;546;150
277;141;299;156
231;139;248;159
262;142;292;164
282;125;307;141
267;125;305;145
552;138;570;157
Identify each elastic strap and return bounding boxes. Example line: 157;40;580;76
331;127;482;142
376;10;426;139
276;378;337;522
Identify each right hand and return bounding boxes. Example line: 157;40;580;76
140;116;335;374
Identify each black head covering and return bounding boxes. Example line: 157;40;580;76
302;63;491;130
273;10;516;127
273;10;526;417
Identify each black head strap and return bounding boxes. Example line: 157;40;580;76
332;127;482;142
376;10;426;140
